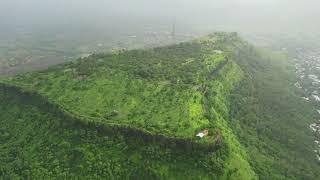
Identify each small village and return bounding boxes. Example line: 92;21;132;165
0;26;202;78
293;48;320;162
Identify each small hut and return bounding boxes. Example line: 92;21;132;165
196;130;209;138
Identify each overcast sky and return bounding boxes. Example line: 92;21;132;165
0;0;319;34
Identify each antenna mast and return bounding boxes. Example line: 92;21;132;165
172;21;176;43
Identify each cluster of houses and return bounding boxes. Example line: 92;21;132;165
293;48;320;162
312;118;320;162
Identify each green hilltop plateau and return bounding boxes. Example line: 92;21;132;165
1;33;319;179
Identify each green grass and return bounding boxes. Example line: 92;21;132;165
0;86;226;179
204;61;257;179
4;33;235;139
4;32;317;179
1;32;258;179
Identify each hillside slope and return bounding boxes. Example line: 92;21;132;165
1;33;258;179
3;34;234;139
229;46;320;179
1;32;319;179
0;84;228;179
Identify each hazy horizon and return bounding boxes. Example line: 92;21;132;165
0;0;319;34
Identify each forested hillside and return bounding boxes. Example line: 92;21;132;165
0;84;230;179
0;32;319;179
229;45;320;179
